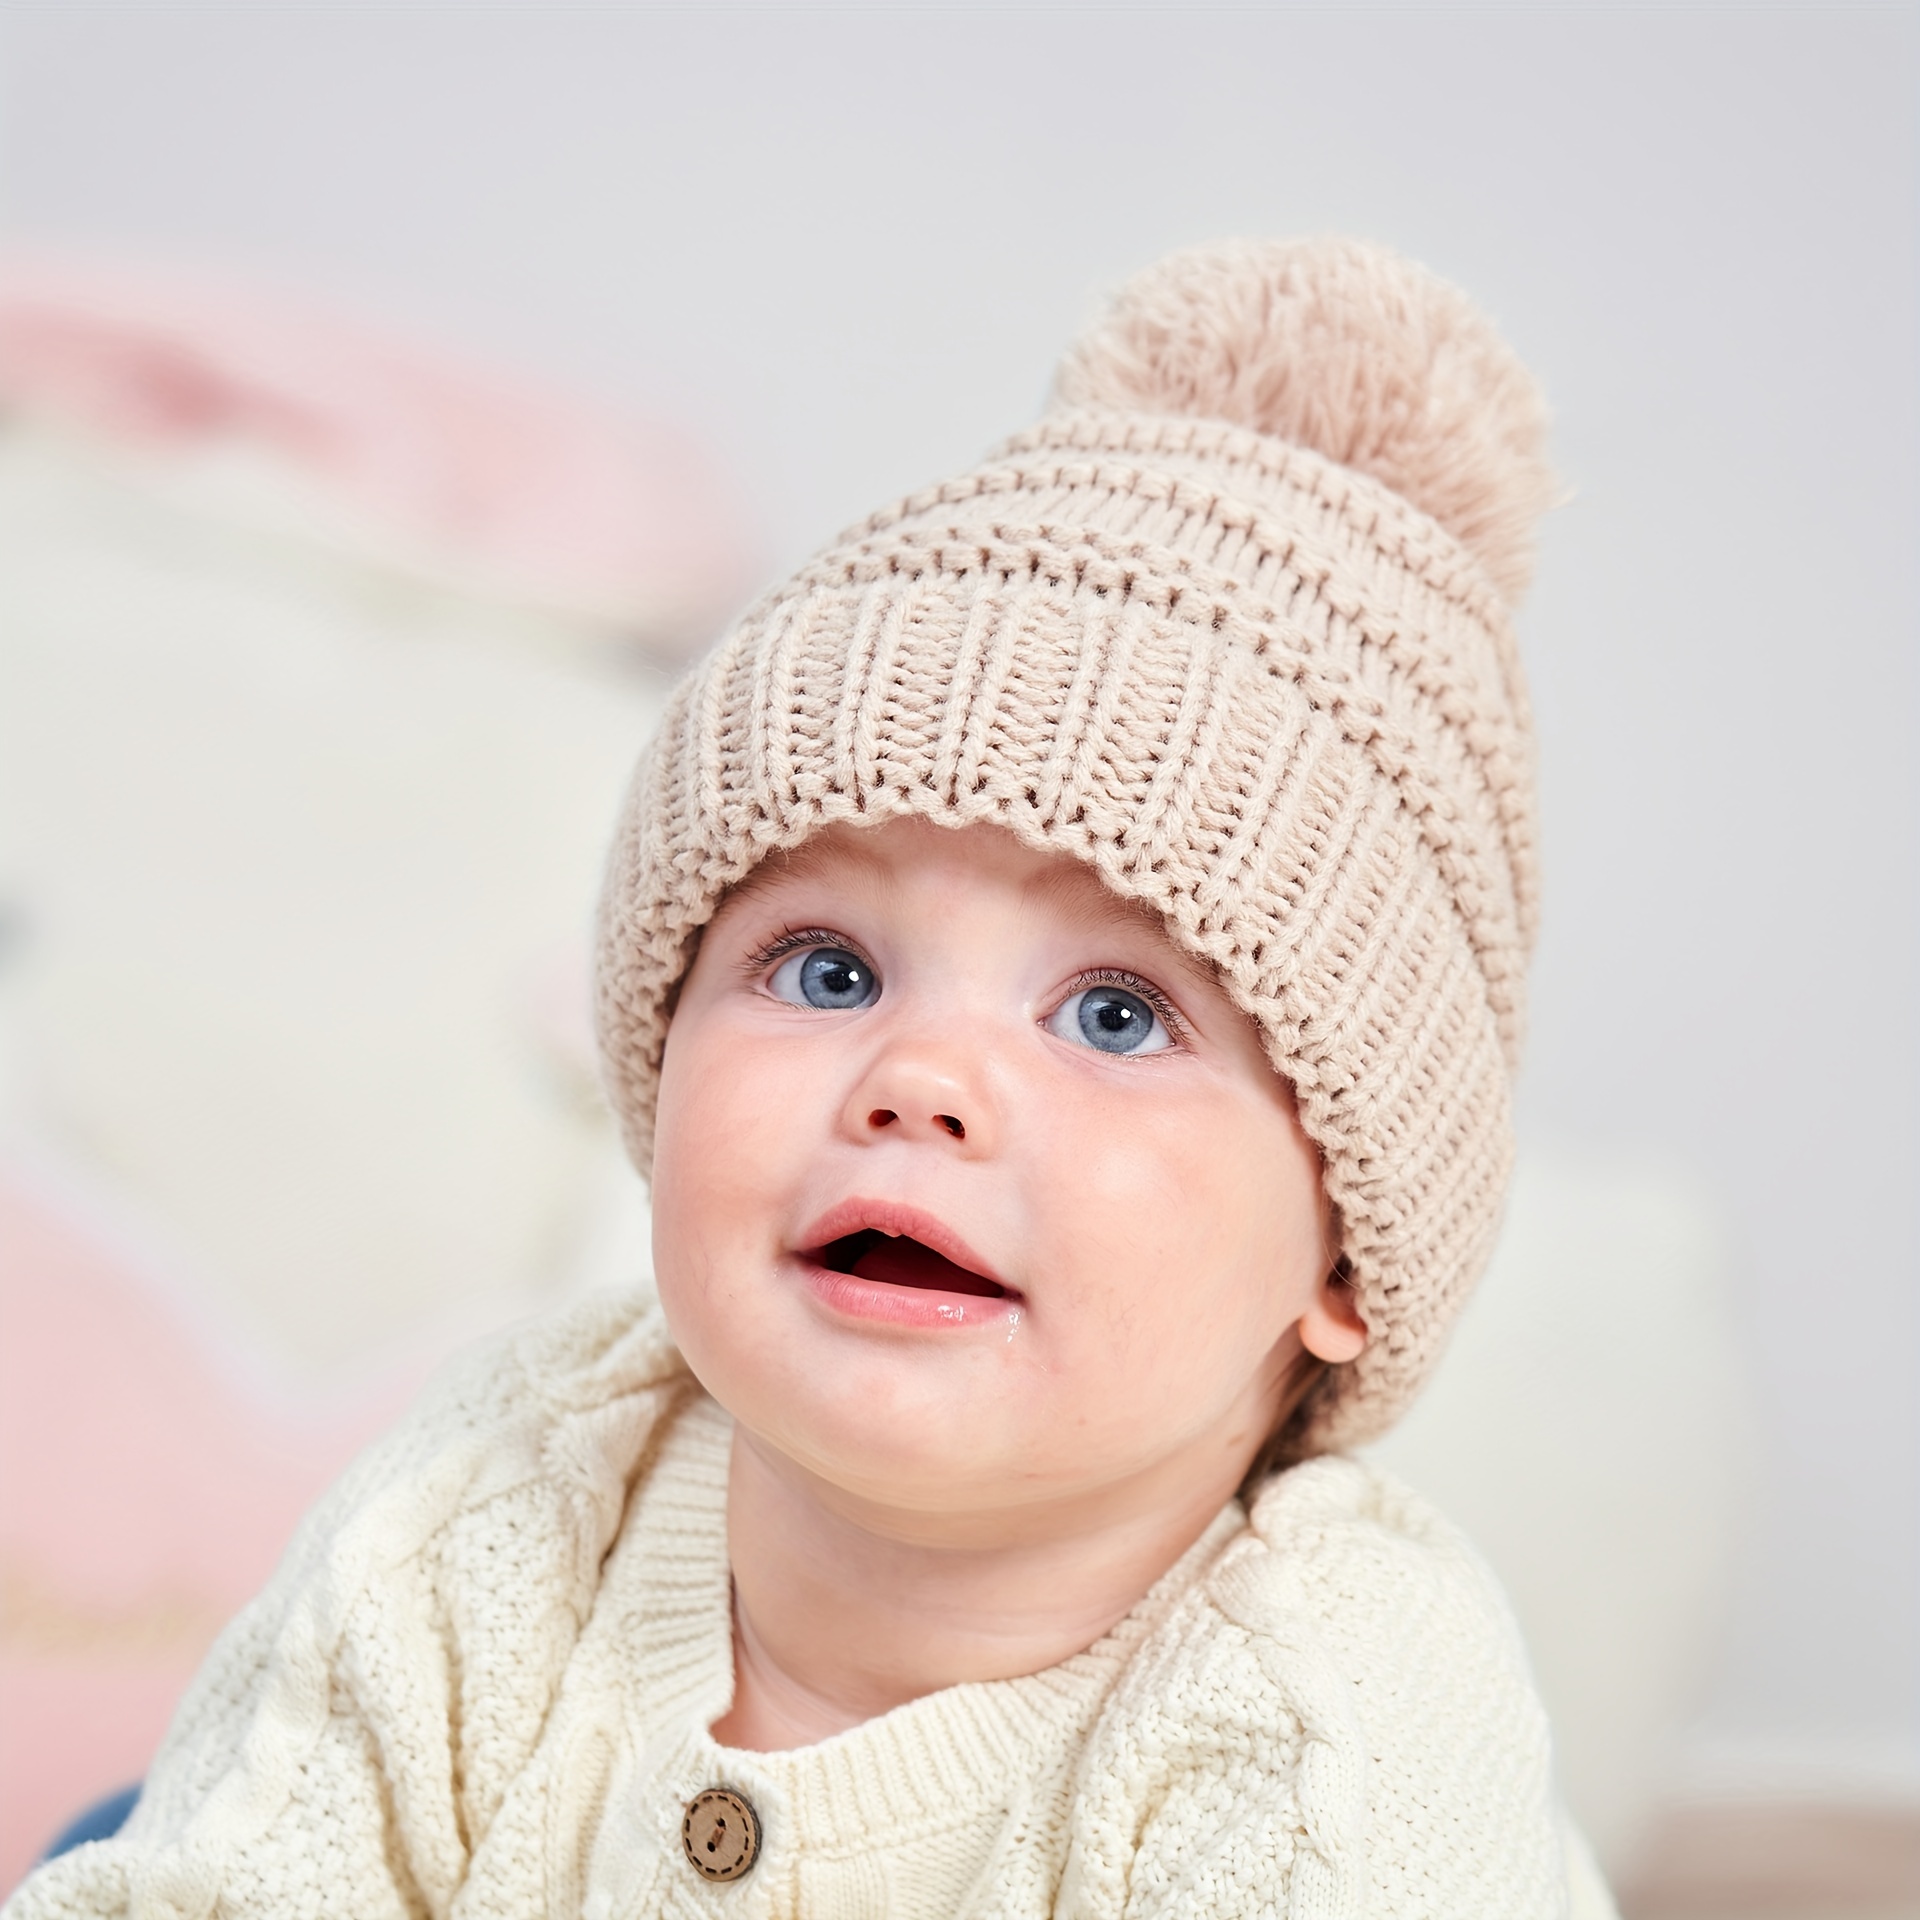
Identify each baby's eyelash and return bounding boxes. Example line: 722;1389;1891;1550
739;926;865;977
1061;968;1191;1045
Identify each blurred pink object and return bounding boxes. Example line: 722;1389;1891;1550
0;252;754;651
0;1168;426;1892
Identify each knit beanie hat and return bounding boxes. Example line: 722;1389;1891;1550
595;238;1555;1453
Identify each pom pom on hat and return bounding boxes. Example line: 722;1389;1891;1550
1054;237;1557;605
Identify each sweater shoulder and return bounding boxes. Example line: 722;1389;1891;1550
403;1285;688;1460
329;1286;692;1545
1204;1455;1565;1918
1218;1454;1550;1778
1235;1454;1533;1671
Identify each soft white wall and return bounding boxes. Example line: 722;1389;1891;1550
3;3;1914;1795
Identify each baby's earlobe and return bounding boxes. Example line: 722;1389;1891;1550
1299;1270;1369;1366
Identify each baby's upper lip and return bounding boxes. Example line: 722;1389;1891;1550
796;1197;1013;1296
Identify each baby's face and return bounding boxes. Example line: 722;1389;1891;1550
652;817;1359;1530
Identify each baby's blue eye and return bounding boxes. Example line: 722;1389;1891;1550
1047;985;1171;1056
769;945;878;1010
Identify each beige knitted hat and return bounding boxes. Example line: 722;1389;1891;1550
595;238;1555;1452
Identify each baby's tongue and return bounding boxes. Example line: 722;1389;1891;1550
851;1236;1003;1298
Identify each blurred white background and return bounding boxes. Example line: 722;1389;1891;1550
1;0;1914;1896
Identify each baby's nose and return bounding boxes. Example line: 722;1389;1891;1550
842;1042;997;1154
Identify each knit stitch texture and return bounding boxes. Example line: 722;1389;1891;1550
596;238;1554;1449
4;1294;1603;1920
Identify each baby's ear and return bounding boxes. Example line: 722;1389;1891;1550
1299;1268;1368;1365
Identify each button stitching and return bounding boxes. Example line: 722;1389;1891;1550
680;1787;761;1884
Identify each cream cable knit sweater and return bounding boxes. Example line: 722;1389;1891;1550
8;1294;1613;1920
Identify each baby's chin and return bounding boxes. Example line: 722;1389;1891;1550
743;1419;1133;1543
686;1337;1095;1521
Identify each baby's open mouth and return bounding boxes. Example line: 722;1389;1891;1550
815;1230;1007;1299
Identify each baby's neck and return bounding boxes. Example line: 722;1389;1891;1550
708;1425;1244;1751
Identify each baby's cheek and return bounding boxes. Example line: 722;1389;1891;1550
1051;1101;1298;1362
662;1014;799;1186
1036;1159;1233;1357
654;1031;782;1301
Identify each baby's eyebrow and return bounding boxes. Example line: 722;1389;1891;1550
721;835;892;909
1020;867;1219;981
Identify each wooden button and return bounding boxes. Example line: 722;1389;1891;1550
681;1787;760;1883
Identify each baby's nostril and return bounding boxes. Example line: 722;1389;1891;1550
868;1108;898;1129
938;1115;966;1140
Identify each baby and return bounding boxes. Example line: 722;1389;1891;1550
10;240;1615;1918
